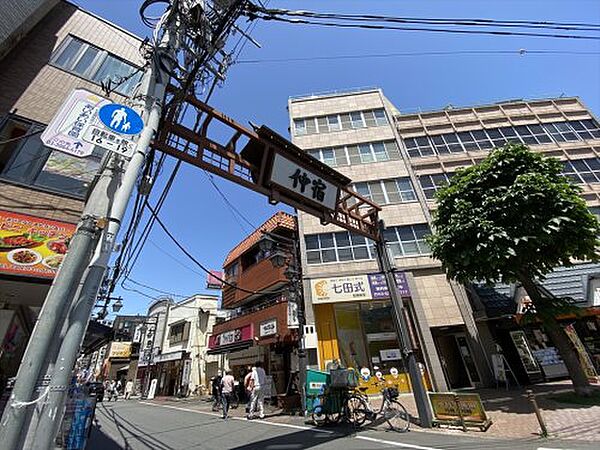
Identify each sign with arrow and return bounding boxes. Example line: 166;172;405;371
40;89;110;158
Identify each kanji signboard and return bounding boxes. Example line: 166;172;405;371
40;89;110;157
311;272;411;304
269;153;339;211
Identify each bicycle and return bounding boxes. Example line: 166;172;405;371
348;384;410;432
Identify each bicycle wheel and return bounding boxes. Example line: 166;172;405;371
385;400;410;432
344;394;368;427
311;405;327;426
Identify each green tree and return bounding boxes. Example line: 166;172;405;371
428;143;600;395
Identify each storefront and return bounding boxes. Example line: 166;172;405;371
310;273;433;393
208;300;299;397
154;350;189;396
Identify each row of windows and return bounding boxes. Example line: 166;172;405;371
0;117;103;199
352;177;417;205
51;35;142;97
416;157;600;202
294;108;388;136
307;140;400;167
305;224;431;265
404;119;600;158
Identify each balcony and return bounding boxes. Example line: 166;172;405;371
222;258;288;309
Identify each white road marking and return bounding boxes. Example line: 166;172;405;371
356;436;441;450
139;401;334;434
537;448;573;450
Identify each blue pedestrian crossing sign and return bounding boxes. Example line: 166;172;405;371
98;103;144;135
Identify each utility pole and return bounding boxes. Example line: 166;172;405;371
27;16;181;449
375;219;433;428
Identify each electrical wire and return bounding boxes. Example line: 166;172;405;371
237;49;600;64
123;275;189;298
253;15;600;41
0;129;42;145
145;200;286;296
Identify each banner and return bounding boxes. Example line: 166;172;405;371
108;342;132;358
564;324;599;383
429;392;492;430
310;272;411;304
0;210;76;278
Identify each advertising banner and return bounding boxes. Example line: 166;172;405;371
311;272;411;304
429;392;492;430
208;324;253;349
0;210;76;279
564;324;599;383
108;342;132;359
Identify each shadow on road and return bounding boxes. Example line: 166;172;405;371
229;427;355;450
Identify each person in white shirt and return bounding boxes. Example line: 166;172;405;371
247;361;266;419
124;379;134;400
220;370;235;419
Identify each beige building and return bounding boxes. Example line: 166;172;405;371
0;0;143;396
288;88;600;391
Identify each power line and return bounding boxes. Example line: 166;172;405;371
237;49;600;64
145;200;285;296
255;15;600;41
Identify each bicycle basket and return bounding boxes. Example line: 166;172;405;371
384;387;399;400
329;369;358;389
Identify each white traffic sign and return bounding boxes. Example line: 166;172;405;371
40;89;110;157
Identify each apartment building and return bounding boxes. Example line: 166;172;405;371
289;89;600;390
0;0;143;395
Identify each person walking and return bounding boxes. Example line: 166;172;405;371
124;379;134;400
247;361;266;420
243;365;253;414
220;370;235;419
211;370;223;411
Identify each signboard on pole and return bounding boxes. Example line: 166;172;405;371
40;89;110;157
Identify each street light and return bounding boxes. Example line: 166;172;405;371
112;298;123;313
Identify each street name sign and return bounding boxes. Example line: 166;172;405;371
40;89;110;157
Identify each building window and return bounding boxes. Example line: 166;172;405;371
562;158;600;184
51;35;142;97
169;321;190;343
351;177;416;205
225;261;239;282
418;173;453;199
0;117;103;198
305;231;376;264
292;108;389;136
404;119;600;158
383;224;431;258
307;140;399;168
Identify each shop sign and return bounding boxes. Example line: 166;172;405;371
0;210;76;279
311;275;371;304
108;342;131;359
209;324;253;349
380;348;402;361
287;299;299;329
181;359;192;386
368;272;411;298
429;392;492;431
154;350;184;363
260;318;277;337
310;272;411;304
564;324;599;383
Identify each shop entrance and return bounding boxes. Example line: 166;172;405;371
433;329;481;389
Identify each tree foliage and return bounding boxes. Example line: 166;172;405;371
428;144;600;285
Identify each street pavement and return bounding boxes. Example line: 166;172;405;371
88;400;599;450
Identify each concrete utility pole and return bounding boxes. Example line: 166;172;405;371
29;17;181;450
0;10;181;450
375;219;434;428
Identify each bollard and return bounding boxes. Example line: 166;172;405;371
453;393;467;432
526;389;548;438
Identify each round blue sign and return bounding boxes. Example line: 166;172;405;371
98;103;144;135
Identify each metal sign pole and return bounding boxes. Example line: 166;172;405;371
374;219;433;428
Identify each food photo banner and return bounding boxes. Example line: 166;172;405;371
0;210;75;279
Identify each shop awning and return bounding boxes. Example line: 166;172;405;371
207;340;253;355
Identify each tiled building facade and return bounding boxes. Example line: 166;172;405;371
289;89;600;390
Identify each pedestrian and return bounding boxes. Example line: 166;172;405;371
116;379;123;397
211;370;223;411
125;379;134;400
108;380;117;401
247;361;266;420
243;365;253;414
220;370;235;419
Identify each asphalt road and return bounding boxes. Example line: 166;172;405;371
88;400;598;450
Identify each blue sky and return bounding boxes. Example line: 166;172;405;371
73;0;600;316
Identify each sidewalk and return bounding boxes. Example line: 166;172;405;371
148;381;600;442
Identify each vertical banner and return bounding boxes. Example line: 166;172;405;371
564;324;599;383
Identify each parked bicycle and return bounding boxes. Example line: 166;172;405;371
349;384;410;432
